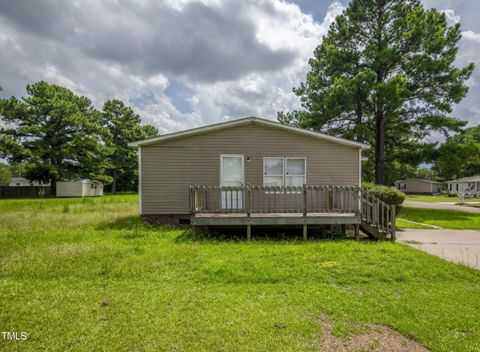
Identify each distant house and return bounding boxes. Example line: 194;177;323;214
394;178;443;195
447;176;480;197
9;177;31;186
9;177;50;187
56;179;104;197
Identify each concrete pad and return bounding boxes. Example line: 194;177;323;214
397;229;480;269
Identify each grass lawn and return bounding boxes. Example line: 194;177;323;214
406;195;477;203
395;218;438;229
0;195;479;351
398;206;480;230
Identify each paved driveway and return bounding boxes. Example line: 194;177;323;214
404;200;480;213
397;229;480;269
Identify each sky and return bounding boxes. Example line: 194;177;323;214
0;0;479;135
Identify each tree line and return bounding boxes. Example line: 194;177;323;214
0;81;158;194
279;0;478;184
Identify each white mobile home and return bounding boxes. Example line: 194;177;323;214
56;179;104;197
447;176;480;197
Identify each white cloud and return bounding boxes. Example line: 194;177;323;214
442;8;460;25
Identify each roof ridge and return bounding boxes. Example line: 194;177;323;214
129;116;370;150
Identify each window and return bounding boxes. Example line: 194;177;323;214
399;183;406;190
263;157;306;186
456;184;459;191
263;157;284;186
286;158;306;186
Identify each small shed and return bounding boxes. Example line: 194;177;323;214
394;178;443;195
56;179;104;197
447;176;480;197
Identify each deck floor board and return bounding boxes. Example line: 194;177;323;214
191;212;360;225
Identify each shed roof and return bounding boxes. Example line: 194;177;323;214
58;179;102;184
129;116;370;150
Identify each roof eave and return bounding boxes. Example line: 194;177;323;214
128;117;370;150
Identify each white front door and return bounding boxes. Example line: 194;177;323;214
220;155;244;209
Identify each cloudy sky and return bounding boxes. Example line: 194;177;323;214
0;0;479;134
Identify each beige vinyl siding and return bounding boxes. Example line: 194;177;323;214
141;123;360;214
395;179;442;194
56;182;84;197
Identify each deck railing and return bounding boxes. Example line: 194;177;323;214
189;185;361;215
189;185;396;240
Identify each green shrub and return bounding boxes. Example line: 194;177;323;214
362;182;406;206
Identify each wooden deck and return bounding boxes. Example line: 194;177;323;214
189;185;396;240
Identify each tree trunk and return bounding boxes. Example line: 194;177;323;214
112;170;117;195
355;98;363;142
375;108;385;185
50;175;57;197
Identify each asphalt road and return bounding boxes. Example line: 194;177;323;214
397;229;480;269
404;200;480;213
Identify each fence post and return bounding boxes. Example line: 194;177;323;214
246;185;251;217
303;184;307;217
391;205;396;241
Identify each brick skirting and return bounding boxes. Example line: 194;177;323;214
141;214;191;227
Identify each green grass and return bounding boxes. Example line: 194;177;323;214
406;195;478;203
0;196;479;351
395;218;438;229
398;206;480;230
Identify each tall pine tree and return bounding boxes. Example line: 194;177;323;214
0;81;112;195
102;99;158;193
279;0;474;184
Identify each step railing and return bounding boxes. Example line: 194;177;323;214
360;190;396;240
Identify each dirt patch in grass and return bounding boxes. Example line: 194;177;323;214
317;315;429;352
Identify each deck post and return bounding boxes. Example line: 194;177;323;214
354;224;360;239
191;225;196;239
303;224;307;241
247;224;251;241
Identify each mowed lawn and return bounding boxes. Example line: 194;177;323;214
0;196;479;352
398;206;480;230
406;195;478;203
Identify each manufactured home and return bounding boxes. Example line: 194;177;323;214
394;178;443;195
130;117;397;240
447;176;480;197
56;179;104;197
9;177;50;187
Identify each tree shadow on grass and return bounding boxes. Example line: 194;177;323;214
174;225;359;243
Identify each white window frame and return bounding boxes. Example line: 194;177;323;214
220;154;245;186
263;157;284;187
263;157;306;187
285;157;307;187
